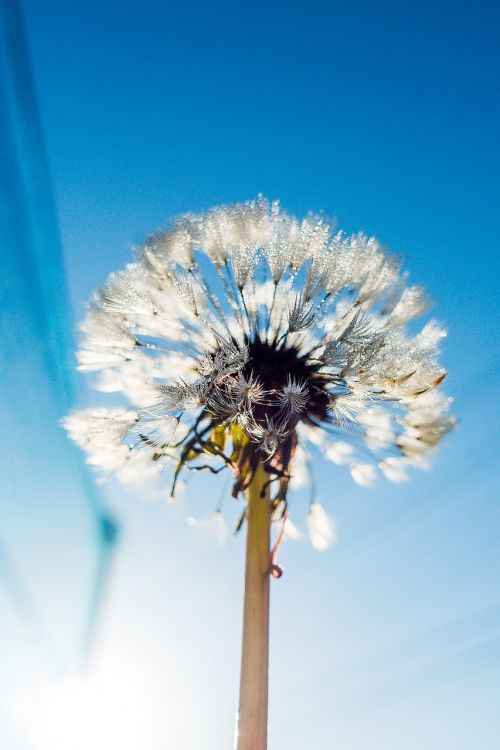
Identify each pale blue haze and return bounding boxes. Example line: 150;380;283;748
0;1;499;748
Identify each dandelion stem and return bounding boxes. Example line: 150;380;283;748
236;461;271;750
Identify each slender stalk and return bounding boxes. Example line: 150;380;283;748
236;461;271;750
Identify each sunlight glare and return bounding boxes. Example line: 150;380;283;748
35;662;170;750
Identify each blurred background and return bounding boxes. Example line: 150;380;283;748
0;0;498;748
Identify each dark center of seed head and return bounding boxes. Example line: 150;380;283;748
244;338;330;424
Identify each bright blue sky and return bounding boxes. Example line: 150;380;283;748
1;1;499;748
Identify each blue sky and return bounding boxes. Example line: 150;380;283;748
1;1;499;748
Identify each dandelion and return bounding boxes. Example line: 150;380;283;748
63;197;455;750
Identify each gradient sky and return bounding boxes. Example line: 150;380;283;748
1;1;499;748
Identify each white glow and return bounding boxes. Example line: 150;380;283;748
35;661;170;750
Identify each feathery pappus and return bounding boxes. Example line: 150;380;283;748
63;197;455;548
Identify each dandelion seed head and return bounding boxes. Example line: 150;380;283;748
64;198;454;546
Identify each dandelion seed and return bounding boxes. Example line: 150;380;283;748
307;501;336;551
187;510;228;545
350;463;378;487
249;415;290;457
325;441;353;465
379;457;410;483
232;371;266;407
287;292;316;333
276;376;309;416
283;517;303;540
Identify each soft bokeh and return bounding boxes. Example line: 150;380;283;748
1;1;498;748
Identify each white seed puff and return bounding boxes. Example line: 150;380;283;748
63;198;455;546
